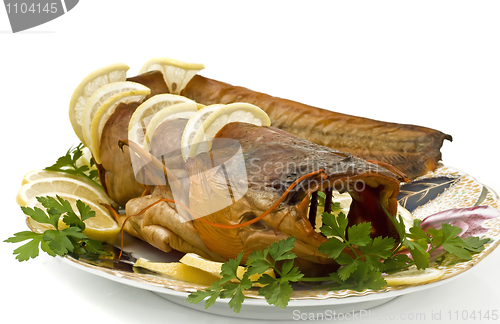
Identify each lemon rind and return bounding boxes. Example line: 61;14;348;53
69;63;129;142
89;88;150;163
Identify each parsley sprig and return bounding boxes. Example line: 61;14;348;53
318;212;397;290
187;237;303;313
45;143;101;188
186;252;252;313
5;196;108;261
387;210;491;271
187;210;490;313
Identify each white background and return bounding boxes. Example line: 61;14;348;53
1;1;499;323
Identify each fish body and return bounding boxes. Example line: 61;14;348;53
181;75;452;179
94;70;441;272
109;120;403;273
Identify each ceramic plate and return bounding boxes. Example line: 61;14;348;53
62;165;500;320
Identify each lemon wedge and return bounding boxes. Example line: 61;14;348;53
180;253;275;286
187;103;271;159
384;268;445;286
89;87;151;164
134;258;219;286
81;81;149;147
25;194;119;243
128;94;196;149
139;57;204;94
179;104;225;161
16;177;117;208
69;63;129;142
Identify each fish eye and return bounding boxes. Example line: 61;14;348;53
241;212;268;230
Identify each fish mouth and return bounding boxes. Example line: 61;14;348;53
289;171;402;241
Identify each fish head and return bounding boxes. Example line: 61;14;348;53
187;123;403;270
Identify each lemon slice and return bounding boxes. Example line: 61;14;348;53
187;103;271;159
180;104;225;161
89;88;151;164
81;81;148;147
128;94;196;149
143;102;199;151
22;170;76;185
69;63;129;143
134;258;219;285
384;268;445;286
139;57;204;94
180;253;275;286
25;194;119;243
398;203;414;232
23;148;97;186
16;177;117;208
21;169;98;187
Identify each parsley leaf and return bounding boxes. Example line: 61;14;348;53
462;236;491;253
4;231;48;261
439;223;473;260
360;236;396;259
45;143;101;188
317;236;346;259
347;222;372;246
319;211;348;238
5;196;108;261
258;275;294;309
219;252;243;284
267;236;296;262
404;239;430;269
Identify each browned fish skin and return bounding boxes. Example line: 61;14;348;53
127;71;170;99
98;71;170;205
181;75;452;179
99;103;144;206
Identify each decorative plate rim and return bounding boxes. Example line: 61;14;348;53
62;164;500;304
